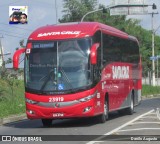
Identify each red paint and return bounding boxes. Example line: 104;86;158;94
28;22;128;41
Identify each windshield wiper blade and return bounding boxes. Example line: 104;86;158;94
58;67;74;92
40;69;55;92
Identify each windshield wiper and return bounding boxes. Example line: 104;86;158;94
40;69;55;92
39;66;74;92
58;66;74;92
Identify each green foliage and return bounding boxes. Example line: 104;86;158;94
0;79;25;118
5;58;12;65
142;85;160;96
0;67;23;99
19;39;25;48
60;0;160;73
59;0;98;22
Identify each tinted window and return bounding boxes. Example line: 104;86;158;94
122;40;139;64
102;33;139;65
103;34;122;64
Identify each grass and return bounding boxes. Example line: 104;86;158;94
0;79;25;118
142;85;160;96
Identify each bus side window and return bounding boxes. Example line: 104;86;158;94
103;34;122;65
122;40;139;64
129;41;140;64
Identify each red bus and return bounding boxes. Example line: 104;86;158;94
13;22;142;127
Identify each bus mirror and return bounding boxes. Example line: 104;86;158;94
13;48;26;69
90;43;100;65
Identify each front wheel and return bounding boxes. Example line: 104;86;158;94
41;119;52;127
97;100;108;123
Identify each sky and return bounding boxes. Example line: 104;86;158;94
0;0;160;68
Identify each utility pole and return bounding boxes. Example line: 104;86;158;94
0;36;4;69
149;11;159;86
152;13;156;86
55;0;58;24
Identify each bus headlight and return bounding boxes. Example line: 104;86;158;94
78;92;97;102
26;98;38;104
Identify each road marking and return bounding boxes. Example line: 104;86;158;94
132;122;160;124
118;128;160;132
140;116;158;119
86;109;154;144
149;113;156;115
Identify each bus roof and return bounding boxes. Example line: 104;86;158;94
28;22;133;41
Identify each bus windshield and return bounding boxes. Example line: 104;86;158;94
25;38;92;94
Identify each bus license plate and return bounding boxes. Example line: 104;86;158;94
53;113;64;117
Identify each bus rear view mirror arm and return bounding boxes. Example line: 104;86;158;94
90;43;100;65
13;48;26;69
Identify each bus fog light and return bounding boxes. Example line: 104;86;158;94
83;107;91;113
27;110;35;114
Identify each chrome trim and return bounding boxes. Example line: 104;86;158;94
37;100;80;108
37;92;97;108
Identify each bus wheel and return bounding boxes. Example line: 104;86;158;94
125;93;134;115
97;100;108;123
41;119;52;127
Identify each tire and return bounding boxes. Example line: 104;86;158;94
97;100;108;123
125;93;134;115
41;119;52;127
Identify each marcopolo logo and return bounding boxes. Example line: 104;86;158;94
112;66;129;79
37;31;81;37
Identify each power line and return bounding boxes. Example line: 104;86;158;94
0;29;28;36
32;0;63;7
0;33;28;39
0;36;4;68
0;22;33;31
0;0;22;7
19;57;25;65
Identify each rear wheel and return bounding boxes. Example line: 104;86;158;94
97;100;108;123
125;93;134;115
41;119;52;127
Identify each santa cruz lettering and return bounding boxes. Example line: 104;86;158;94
37;31;81;37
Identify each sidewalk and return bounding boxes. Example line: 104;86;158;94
0;113;26;125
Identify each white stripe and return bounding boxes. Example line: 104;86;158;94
148;113;156;115
86;109;154;144
118;128;160;132
132;122;160;124
103;109;154;135
140;116;157;119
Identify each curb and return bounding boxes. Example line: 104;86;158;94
0;114;27;126
142;94;160;100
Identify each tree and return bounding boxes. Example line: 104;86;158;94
59;0;160;74
59;0;97;22
5;58;12;65
20;39;25;48
15;39;25;51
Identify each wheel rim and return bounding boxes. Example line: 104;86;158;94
131;98;134;110
104;102;107;116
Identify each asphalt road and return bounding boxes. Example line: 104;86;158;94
0;98;160;144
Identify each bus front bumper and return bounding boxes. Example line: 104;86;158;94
26;99;98;119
